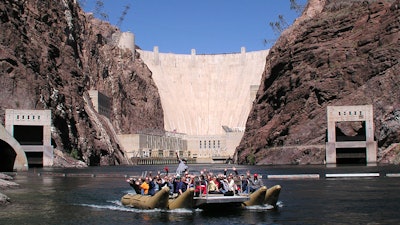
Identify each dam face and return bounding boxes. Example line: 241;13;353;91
138;47;269;160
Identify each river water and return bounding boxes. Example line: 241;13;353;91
1;164;400;225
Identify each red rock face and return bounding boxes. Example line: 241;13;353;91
0;0;164;166
236;0;400;165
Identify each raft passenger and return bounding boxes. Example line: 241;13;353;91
207;176;221;194
176;176;188;195
248;173;263;193
140;177;150;195
126;177;141;194
175;150;188;175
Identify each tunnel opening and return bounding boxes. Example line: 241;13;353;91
25;152;43;168
0;140;17;172
13;125;43;145
335;121;366;142
335;121;367;165
13;125;44;167
336;148;366;165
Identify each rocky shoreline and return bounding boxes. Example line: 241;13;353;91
0;173;19;205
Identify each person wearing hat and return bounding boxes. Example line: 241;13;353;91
248;173;264;193
175;150;188;175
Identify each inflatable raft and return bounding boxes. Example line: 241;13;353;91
264;185;281;207
242;186;267;207
168;188;195;209
121;185;281;210
121;187;195;210
242;185;281;207
121;186;170;209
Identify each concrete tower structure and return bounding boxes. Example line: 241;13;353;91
326;105;377;165
137;48;269;161
117;31;135;54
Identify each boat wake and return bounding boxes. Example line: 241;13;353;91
79;200;195;213
79;200;282;213
79;202;159;213
244;200;283;211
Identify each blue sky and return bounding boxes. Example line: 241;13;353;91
81;0;307;54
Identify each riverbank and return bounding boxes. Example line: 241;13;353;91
0;173;19;205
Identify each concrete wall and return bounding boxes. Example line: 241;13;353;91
138;48;269;136
117;133;187;158
117;134;140;158
185;134;227;158
137;47;269;159
88;90;111;118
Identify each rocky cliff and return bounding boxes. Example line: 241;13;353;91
236;0;400;165
0;0;164;166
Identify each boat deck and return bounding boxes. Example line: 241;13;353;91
193;194;250;209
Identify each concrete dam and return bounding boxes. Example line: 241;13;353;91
137;47;269;161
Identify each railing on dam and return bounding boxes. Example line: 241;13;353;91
132;157;196;165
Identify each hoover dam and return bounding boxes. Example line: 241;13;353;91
137;47;269;160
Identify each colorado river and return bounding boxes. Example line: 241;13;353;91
1;164;400;224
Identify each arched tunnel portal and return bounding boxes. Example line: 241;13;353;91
0;124;28;172
0;140;17;171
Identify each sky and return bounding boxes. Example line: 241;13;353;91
81;0;307;54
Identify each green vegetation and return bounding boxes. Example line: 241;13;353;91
70;148;81;160
289;0;305;14
269;15;289;37
76;0;131;28
94;0;108;21
265;0;305;45
116;4;130;27
247;153;256;165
